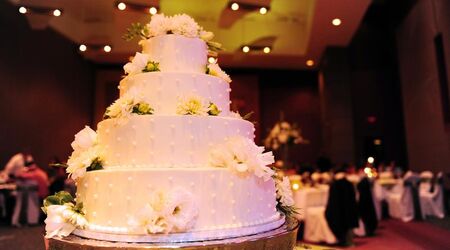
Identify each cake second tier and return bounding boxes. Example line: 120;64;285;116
97;115;255;168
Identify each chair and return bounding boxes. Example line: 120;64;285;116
386;173;419;222
11;180;40;226
420;172;445;219
0;192;6;218
303;188;336;244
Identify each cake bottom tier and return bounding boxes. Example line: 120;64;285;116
75;167;282;239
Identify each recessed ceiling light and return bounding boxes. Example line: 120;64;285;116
263;47;271;53
149;7;158;15
79;44;87;52
306;59;314;67
332;18;341;26
104;45;112;53
231;3;239;11
259;7;267;15
19;7;27;14
117;2;126;11
242;46;250;53
53;9;62;17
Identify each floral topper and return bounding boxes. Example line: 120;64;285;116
209;136;275;181
264;121;309;150
66;126;104;180
123;14;222;56
128;187;199;234
42;191;88;238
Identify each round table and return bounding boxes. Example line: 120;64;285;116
47;217;299;250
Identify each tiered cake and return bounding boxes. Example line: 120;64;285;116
43;14;295;242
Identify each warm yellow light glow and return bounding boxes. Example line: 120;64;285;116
117;2;126;11
306;60;314;66
242;46;250;53
292;183;300;190
263;47;271;53
364;167;371;174
259;7;268;15
332;18;342;26
53;9;62;17
103;45;112;53
231;3;239;11
79;44;87;52
208;57;217;64
149;7;158;15
374;139;382;145
367;156;375;164
19;7;27;14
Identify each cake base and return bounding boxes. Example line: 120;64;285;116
47;217;299;250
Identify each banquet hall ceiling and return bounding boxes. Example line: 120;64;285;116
11;0;371;69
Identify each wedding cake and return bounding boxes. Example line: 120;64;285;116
42;14;295;242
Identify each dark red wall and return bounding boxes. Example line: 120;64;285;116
0;2;95;168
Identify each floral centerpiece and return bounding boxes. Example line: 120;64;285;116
264;120;308;169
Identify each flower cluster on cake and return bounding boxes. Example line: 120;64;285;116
42;14;296;242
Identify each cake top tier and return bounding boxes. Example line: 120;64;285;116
123;14;224;76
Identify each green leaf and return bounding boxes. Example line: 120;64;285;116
49;163;68;168
87;158;103;172
143;61;160;72
208;102;221;116
242;111;254;121
122;23;149;41
74;202;85;215
57;191;74;204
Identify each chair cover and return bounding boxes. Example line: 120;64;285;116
304;206;337;244
386;174;420;222
356;177;378;235
420;172;445;219
11;180;40;226
325;176;359;244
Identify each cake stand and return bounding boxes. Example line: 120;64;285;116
47;217;299;250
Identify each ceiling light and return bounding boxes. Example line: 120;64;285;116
263;47;271;54
259;7;267;15
306;60;314;67
231;3;239;11
332;18;341;26
367;157;375;164
103;45;112;53
242;46;250;53
19;7;27;14
53;9;61;17
149;7;158;15
79;44;87;52
117;2;126;11
208;57;217;64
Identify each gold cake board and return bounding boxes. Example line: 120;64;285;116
47;217;299;250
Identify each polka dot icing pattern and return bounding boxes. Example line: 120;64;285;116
97;116;254;168
76;168;280;234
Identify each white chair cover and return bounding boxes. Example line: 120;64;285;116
304;206;337;244
386;174;418;222
419;172;445;219
11;180;40;226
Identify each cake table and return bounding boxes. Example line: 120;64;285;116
47;217;299;250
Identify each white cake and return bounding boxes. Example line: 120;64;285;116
42;14;295;242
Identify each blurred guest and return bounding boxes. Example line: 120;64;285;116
357;177;378;236
0;152;33;182
16;160;49;200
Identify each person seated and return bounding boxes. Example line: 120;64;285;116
16;160;49;200
0;152;33;183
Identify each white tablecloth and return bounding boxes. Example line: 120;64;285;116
293;185;329;220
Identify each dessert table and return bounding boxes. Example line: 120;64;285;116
47;217;299;250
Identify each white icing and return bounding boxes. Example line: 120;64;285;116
97;115;254;168
76;168;280;234
120;72;230;116
140;35;207;74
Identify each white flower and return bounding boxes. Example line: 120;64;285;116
176;95;209;115
209;136;275;181
199;29;214;41
164;187;199;232
276;177;295;207
71;126;96;153
170;14;200;38
147;14;172;37
230;111;242;119
128;188;198;234
207;63;231;83
66;145;102;180
105;87;153;122
44;204;78;238
123;52;150;75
